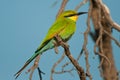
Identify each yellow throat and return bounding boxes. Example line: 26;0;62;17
69;16;78;21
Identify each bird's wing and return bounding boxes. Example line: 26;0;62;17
35;18;69;53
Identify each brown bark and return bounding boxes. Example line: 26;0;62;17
90;0;119;80
55;35;86;80
101;23;118;80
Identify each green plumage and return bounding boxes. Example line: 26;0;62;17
36;17;76;53
15;10;83;78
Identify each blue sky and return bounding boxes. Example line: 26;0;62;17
0;0;120;80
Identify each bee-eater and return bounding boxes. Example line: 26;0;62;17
15;10;87;78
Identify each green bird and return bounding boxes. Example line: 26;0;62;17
15;10;87;78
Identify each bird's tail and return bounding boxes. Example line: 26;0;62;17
14;51;40;79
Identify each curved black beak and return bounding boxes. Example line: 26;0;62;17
64;12;87;17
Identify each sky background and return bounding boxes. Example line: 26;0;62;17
0;0;120;80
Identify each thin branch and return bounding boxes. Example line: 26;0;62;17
54;68;75;76
81;0;92;79
58;49;83;76
53;41;59;54
61;49;83;72
26;55;41;80
50;1;69;80
94;1;108;69
56;0;69;18
55;35;86;80
97;0;120;32
37;67;45;80
50;53;65;80
103;30;120;47
75;0;88;11
93;27;111;70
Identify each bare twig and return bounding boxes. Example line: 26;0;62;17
54;68;75;76
53;41;59;54
50;1;69;80
93;22;111;70
80;0;93;79
61;49;83;72
59;49;83;76
26;55;41;80
56;0;69;18
75;0;88;11
103;30;120;47
55;35;86;80
94;1;111;69
97;0;120;32
37;67;45;80
50;53;65;80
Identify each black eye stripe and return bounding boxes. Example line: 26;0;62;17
64;12;87;17
64;14;77;17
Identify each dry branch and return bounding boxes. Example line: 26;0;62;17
50;1;69;80
50;53;65;80
55;35;86;80
80;0;93;79
103;30;120;47
90;0;119;79
26;55;41;80
56;0;69;18
97;0;120;32
75;0;88;11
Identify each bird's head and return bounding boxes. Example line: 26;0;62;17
58;10;87;21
